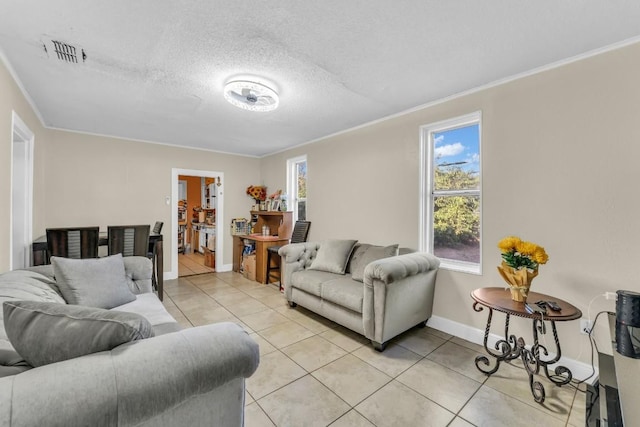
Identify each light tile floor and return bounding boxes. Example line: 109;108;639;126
178;252;215;277
163;272;588;427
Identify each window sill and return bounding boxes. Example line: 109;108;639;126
438;259;482;275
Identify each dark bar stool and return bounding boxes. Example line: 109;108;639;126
46;227;100;263
108;225;150;257
266;221;311;288
152;221;163;234
149;222;163;293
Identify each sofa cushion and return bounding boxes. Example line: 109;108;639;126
309;239;357;274
0;269;68;369
3;300;154;367
52;254;136;309
0;342;31;378
290;270;342;297
350;244;399;282
113;293;180;334
0;270;65;304
320;277;364;314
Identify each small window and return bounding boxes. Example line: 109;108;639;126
420;112;481;274
287;155;307;221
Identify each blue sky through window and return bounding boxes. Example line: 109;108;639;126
433;124;479;174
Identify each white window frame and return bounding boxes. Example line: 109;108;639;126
419;111;482;275
286;155;307;222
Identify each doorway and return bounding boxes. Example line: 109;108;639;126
170;168;225;279
10;112;34;270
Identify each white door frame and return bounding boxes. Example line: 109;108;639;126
10;111;34;270
169;168;226;279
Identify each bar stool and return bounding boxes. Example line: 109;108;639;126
107;225;150;257
46;227;100;263
266;221;311;288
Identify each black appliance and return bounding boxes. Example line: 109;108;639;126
616;290;640;359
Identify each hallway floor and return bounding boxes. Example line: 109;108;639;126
178;251;215;277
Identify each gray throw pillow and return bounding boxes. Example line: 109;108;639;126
309;239;358;274
3;300;154;367
350;244;399;282
346;243;372;274
52;254;136;309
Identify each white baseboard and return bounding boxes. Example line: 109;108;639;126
427;315;598;385
164;263;233;281
217;263;232;272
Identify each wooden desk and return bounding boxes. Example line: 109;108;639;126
233;234;289;284
471;287;581;403
32;233;164;301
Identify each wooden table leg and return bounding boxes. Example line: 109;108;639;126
156;239;163;301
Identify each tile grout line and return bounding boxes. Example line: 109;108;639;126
167;272;582;427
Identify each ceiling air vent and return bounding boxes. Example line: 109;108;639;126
43;39;86;63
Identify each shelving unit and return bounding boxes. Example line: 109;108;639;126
178;223;186;253
232;211;293;283
250;211;293;238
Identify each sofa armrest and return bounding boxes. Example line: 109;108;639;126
362;253;440;344
363;252;440;285
279;242;321;299
0;322;259;427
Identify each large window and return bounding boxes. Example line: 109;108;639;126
287;155;307;221
420;112;481;274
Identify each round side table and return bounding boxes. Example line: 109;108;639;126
471;287;582;403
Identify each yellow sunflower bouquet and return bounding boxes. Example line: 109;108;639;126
497;236;548;302
498;236;548;270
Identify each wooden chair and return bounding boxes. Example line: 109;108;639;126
46;227;100;263
148;222;163;292
108;225;150;257
266;221;311;287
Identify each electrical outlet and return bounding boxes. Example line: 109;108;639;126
580;319;593;335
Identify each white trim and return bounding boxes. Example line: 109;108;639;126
170;168;225;279
46;125;261;159
286;155;307;221
9;111;34;270
3;36;640;159
419;111;482;275
0;49;46;126
264;36;640;158
427;315;598;384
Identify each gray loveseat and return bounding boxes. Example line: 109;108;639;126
279;241;440;350
0;256;259;427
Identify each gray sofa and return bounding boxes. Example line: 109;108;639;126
0;256;259;427
279;241;440;350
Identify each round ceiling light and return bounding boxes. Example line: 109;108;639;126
223;80;279;112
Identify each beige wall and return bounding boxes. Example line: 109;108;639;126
1;57;260;273
262;42;640;362
0;57;49;271
41;130;260;271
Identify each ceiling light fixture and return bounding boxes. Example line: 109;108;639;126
223;80;279;112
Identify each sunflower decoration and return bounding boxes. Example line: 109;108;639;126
498;236;548;271
246;185;267;202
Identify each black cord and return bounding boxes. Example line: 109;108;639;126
571;310;615;389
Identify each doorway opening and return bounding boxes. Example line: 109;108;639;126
10;112;34;270
170;168;224;279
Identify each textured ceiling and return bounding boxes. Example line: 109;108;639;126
1;1;640;157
